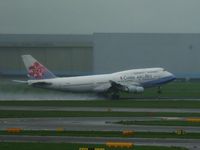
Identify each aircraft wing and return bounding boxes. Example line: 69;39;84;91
108;80;144;93
31;81;52;86
94;82;111;92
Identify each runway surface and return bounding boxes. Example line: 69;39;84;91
0;117;200;132
0;106;200;113
0;135;199;150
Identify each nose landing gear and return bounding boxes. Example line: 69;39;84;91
158;86;162;94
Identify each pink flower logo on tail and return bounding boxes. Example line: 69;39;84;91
28;62;47;79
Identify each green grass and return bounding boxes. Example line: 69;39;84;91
123;80;200;99
0;130;200;139
0;142;188;150
0;110;200;118
115;120;200;126
0;100;200;108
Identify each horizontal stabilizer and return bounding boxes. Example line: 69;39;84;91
12;80;28;84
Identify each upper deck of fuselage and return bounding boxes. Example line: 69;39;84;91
113;67;164;75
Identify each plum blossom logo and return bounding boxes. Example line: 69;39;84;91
28;62;46;79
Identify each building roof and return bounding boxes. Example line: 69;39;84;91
0;34;93;47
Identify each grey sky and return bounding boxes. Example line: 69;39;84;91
0;0;200;34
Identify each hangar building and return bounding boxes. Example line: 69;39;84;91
0;33;200;78
0;34;93;76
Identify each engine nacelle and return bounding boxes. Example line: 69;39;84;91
124;86;144;93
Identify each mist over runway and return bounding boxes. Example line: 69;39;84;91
0;76;105;100
0;91;103;101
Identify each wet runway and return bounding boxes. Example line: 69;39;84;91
0;115;199;149
0;106;200;113
0;76;105;100
0;117;200;132
0;135;199;150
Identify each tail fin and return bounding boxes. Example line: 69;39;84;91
22;55;56;80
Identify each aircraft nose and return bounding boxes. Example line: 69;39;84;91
166;71;176;80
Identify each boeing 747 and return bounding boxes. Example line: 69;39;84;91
14;55;176;99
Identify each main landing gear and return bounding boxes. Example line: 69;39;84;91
110;93;120;99
101;91;120;100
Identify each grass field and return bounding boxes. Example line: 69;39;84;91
0;142;188;150
122;80;200;99
0;130;200;139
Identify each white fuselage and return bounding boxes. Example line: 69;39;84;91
28;68;175;93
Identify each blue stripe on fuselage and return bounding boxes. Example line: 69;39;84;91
141;76;176;88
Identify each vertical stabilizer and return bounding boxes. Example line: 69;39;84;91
22;55;56;80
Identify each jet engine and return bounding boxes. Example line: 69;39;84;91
124;86;144;93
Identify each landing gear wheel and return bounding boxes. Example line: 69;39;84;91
158;86;162;94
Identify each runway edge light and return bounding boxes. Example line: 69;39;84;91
79;148;105;150
106;142;134;148
6;128;22;134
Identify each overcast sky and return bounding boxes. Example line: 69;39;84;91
0;0;200;34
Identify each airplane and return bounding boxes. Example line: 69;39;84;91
14;55;176;99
